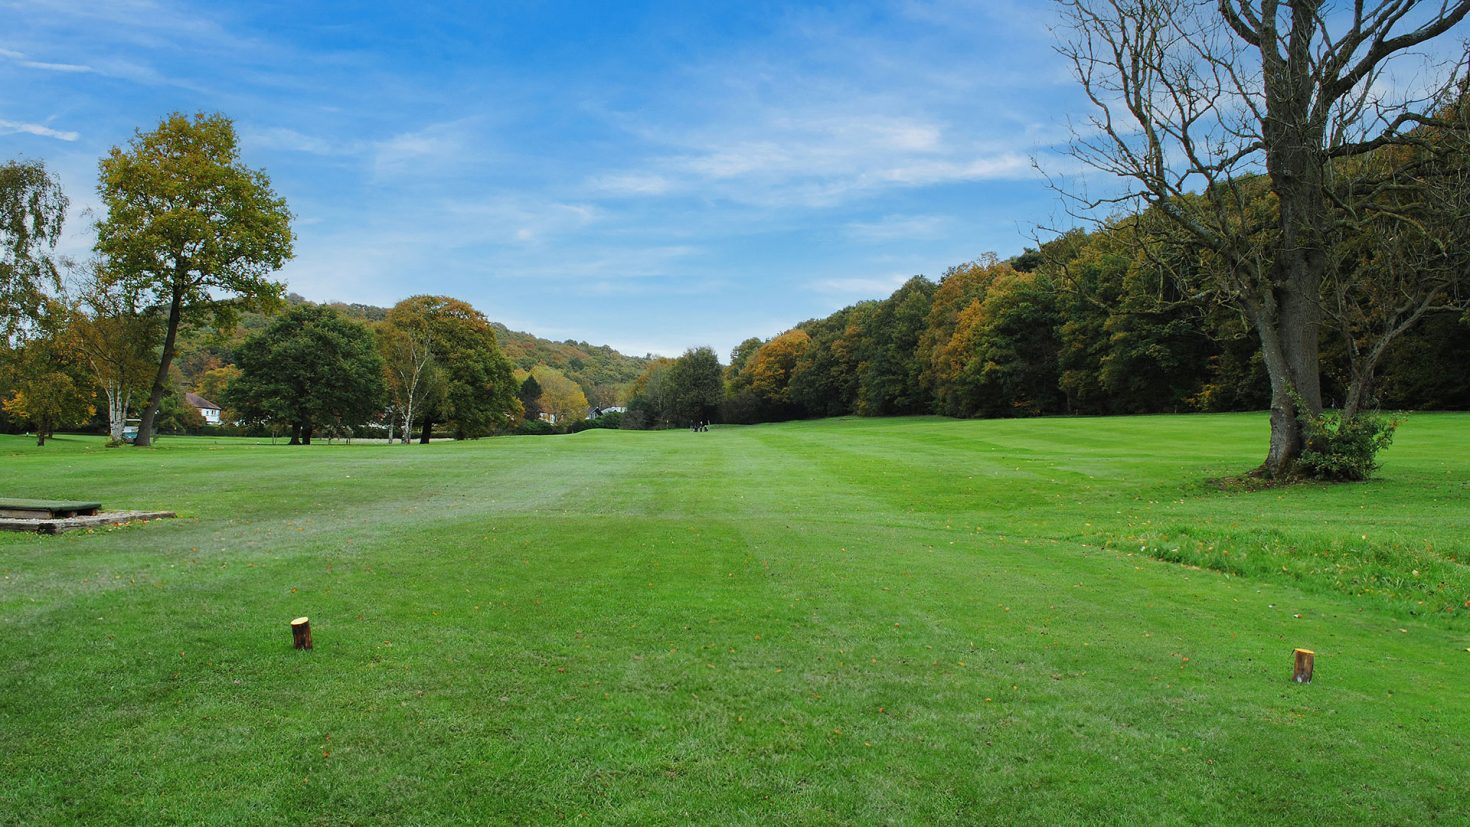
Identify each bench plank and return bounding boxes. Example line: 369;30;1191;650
0;499;104;518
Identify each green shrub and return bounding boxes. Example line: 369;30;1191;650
1296;409;1400;481
515;418;556;436
570;412;621;432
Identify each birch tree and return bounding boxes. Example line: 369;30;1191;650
1;159;67;346
378;322;441;444
67;260;159;443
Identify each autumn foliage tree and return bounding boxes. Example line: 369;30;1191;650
67;259;161;443
529;364;589;426
1;302;93;445
747;330;810;408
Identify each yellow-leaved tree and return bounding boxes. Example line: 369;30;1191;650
530;364;588;426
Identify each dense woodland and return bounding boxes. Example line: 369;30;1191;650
621;229;1469;430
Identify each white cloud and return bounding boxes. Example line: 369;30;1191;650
0;118;79;141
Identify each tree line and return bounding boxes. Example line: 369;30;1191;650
627;229;1463;434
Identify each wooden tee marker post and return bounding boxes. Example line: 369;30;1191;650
291;617;313;650
1292;648;1314;683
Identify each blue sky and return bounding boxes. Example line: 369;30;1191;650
1;0;1089;357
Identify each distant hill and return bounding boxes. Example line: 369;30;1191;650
489;324;650;407
165;295;648;408
313;295;650;407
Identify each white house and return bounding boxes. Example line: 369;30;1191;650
186;392;222;425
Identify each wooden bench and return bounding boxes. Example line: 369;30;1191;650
0;498;104;519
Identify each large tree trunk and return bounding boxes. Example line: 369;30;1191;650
1259;284;1324;477
135;280;185;447
302;423;313;445
419;416;433;444
289;421;302;446
1257;43;1328;477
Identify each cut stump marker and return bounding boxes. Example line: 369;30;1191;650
292;617;313;650
1293;648;1314;683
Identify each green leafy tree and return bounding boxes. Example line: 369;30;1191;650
1;159;67;346
666;346;723;425
224;305;386;444
789;310;861;419
852;276;934;416
384;296;519;441
96;112;294;446
518;373;543;421
621;357;675;429
1049;221;1216;415
725;337;764;389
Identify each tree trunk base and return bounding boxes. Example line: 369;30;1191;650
291;617;312;650
1292;648;1314;683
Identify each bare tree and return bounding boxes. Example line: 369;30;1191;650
1052;0;1470;477
1325;101;1470;418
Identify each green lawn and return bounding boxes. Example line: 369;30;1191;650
2;413;1467;825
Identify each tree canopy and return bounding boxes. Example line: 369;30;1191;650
0;160;67;346
225;304;385;444
384;295;520;440
96;111;294;446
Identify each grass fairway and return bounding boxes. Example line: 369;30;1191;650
2;413;1468;825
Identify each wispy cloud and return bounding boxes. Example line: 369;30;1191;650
807;273;915;297
592;116;1040;208
845;214;952;243
0;118;79;141
371;120;482;179
590;172;674;196
0;47;93;73
241;126;348;157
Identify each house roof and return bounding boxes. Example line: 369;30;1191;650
185;392;220;411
